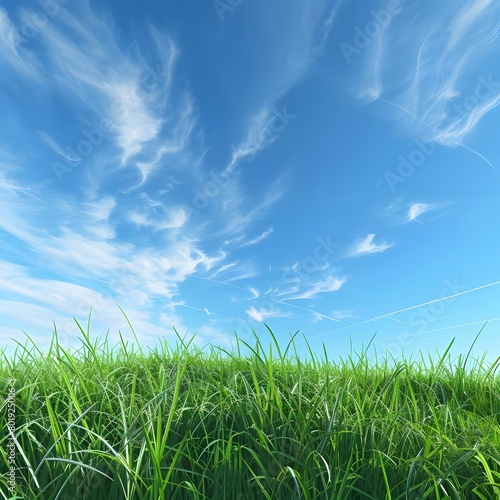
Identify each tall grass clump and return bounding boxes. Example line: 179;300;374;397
1;318;500;499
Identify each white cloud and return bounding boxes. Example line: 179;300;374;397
329;309;357;320
133;93;195;188
256;0;340;98
38;131;81;162
348;234;393;257
385;199;455;225
107;82;163;165
314;1;344;55
447;0;493;51
195;325;235;347
246;305;291;322
83;197;117;221
407;201;455;223
203;174;286;243
128;206;188;231
239;227;274;247
309;309;357;323
281;274;346;300
226;106;288;173
209;262;239;279
0;261;104;312
224;265;259;283
408;202;430;222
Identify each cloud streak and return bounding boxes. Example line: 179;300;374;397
280;274;346;300
406;201;454;224
239;227;274;247
348;234;393;257
246;305;291;322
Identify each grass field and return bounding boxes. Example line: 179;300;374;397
1;318;499;499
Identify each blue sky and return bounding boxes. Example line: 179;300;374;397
1;0;499;362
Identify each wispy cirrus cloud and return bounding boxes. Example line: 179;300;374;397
208;262;239;279
407;202;454;224
0;8;40;78
204;258;259;284
384;199;455;225
205;174;286;242
329;309;357;320
447;0;494;51
356;0;500;155
314;1;344;56
246;305;292;322
238;227;274;247
310;309;356;323
226;105;297;173
38;131;81;162
409;203;435;223
128;206;188;231
348;234;393;257
223;266;260;283
6;1;195;184
223;0;340;174
280;274;347;300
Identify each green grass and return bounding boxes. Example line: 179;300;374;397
1;316;500;499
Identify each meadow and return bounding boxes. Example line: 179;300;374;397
1;318;499;499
